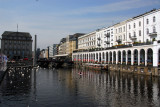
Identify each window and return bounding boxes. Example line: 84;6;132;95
129;33;131;38
153;16;156;22
139;30;141;36
5;40;7;43
123;26;125;32
139;21;141;27
123;34;125;41
4;50;7;55
14;45;16;49
4;45;7;49
134;23;136;28
146;19;149;24
134;32;136;37
9;45;12;49
146;28;149;34
129;25;131;29
153;26;156;33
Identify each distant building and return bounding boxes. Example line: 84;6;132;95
78;31;96;50
53;44;58;56
1;31;32;60
48;46;53;58
58;38;66;55
48;44;59;58
59;33;85;56
39;49;48;59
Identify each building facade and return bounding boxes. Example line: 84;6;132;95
96;26;114;48
58;38;67;55
1;31;32;60
127;9;160;44
72;9;160;73
114;20;128;45
39;49;48;59
78;31;96;50
53;44;58;56
48;45;53;58
58;33;85;56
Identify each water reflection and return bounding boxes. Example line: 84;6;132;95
0;67;160;106
72;67;160;107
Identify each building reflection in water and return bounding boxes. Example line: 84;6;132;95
0;67;160;106
71;67;160;107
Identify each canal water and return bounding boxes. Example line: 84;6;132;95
0;67;160;107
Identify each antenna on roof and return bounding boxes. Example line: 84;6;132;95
17;24;18;32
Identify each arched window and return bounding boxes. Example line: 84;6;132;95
153;26;156;33
153;16;156;22
146;19;149;24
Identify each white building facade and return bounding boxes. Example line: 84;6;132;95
73;9;160;69
127;9;160;44
96;26;114;48
78;31;96;50
114;20;128;45
48;45;53;58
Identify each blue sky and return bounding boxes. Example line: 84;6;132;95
0;0;160;49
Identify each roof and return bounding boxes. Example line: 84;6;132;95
69;33;85;41
2;31;32;38
60;38;66;43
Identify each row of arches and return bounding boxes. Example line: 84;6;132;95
73;48;158;66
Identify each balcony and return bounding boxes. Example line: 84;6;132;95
116;39;122;44
105;41;110;44
97;43;101;47
149;32;157;36
105;33;110;37
130;36;137;40
97;37;101;41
